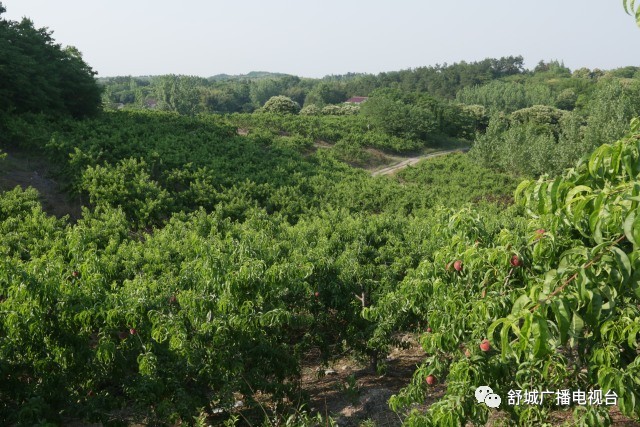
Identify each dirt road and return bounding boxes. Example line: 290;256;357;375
371;147;470;177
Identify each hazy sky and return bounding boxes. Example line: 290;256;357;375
2;0;638;78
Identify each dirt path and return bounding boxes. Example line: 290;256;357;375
371;147;471;177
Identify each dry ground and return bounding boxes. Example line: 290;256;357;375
297;336;640;427
0;147;82;219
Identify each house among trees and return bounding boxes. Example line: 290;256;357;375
345;96;368;104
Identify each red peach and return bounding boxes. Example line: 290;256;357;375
510;255;521;267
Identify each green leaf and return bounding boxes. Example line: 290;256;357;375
610;142;623;176
611;246;632;285
633;211;640;248
623;0;632;15
519;313;533;354
533;313;551;358
551;297;571;344
578;269;593;302
629;267;640;299
586;291;603;322
512;294;531;314
500;318;512;360
488;318;508;347
549;176;562;212
627;324;640;348
537;180;548;214
622;154;636;178
569;312;584;339
623;211;637;246
514;179;533;205
589;206;605;244
151;326;169;343
565;185;592;214
588;146;610;178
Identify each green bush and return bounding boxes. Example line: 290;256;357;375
262;95;301;115
299;104;320;115
81;158;172;227
321;104;360;115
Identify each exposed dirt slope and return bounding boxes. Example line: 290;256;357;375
0;148;81;220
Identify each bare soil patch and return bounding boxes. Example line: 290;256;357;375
0;148;81;220
298;334;639;426
300;335;431;426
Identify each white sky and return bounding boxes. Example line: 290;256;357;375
2;0;638;78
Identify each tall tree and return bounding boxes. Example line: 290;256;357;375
0;3;101;117
152;75;204;116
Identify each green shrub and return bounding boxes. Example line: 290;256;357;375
262;96;301;115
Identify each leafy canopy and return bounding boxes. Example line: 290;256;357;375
0;3;101;117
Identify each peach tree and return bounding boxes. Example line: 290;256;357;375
367;119;640;425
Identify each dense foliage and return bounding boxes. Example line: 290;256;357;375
367;120;640;425
0;3;101;118
101;59;640;178
3;104;637;426
100;56;527;115
0;107;520;424
2;6;640;425
470;76;640;177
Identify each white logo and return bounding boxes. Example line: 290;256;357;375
475;386;501;408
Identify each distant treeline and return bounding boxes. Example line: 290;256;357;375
100;56;530;113
99;58;640;116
